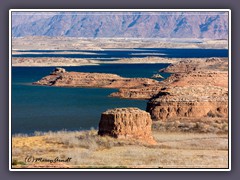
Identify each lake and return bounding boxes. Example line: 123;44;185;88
13;48;228;60
12;64;170;134
11;48;228;135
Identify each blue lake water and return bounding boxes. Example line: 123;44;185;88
12;48;228;135
13;48;228;60
12;64;170;134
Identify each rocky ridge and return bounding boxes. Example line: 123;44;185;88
146;58;228;122
12;12;228;39
33;68;160;89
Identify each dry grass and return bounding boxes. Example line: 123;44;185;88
152;117;228;133
12;129;228;169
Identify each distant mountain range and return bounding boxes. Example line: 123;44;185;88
11;11;229;39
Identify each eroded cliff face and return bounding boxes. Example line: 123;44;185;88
146;58;228;122
147;96;228;123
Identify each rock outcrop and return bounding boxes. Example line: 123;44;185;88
109;85;163;99
160;58;228;73
98;108;156;144
147;86;228;121
147;58;229;122
50;67;66;75
33;68;160;89
110;58;228;100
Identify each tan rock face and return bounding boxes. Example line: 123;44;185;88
109;85;163;99
147;77;228;121
165;71;228;88
98;108;156;144
147;58;229;122
147;101;228;121
110;58;229;100
160;58;229;73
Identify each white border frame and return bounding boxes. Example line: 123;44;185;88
9;9;231;171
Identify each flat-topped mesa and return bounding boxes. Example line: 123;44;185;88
147;58;229;121
159;57;228;73
98;108;156;145
33;67;160;89
164;71;228;88
146;85;228;121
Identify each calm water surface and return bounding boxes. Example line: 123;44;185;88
13;48;228;60
12;64;170;134
12;48;228;134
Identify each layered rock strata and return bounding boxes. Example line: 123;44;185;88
109;85;163;99
147;85;228;121
160;58;228;73
98;108;156;144
147;58;229;121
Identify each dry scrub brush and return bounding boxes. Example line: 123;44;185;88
42;129;145;151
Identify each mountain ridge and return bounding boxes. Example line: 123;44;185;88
12;12;229;39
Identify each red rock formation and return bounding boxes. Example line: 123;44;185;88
147;99;228;121
33;68;159;89
147;58;229;122
98;108;156;145
160;58;228;73
109;85;163;99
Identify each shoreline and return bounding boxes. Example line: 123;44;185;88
12;57;177;67
12;37;228;50
12;57;228;67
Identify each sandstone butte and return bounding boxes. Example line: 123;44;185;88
98;108;156;145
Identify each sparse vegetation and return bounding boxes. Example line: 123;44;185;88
152;118;228;133
12;129;228;168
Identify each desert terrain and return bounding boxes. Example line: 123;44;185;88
12;37;227;67
12;37;228;51
11;38;229;169
12;130;228;168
